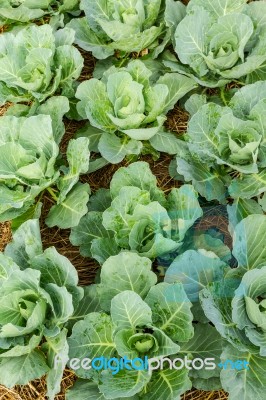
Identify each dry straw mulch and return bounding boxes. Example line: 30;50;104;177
0;222;12;252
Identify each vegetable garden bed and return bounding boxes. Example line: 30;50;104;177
0;0;266;399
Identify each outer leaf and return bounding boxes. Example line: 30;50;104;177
166;185;202;241
58;137;90;202
187;0;247;17
0;254;19;286
229;80;266;119
99;368;150;399
0;333;42;358
165;0;186;38
36;96;69;144
111;291;152;329
142;368;191;400
45;283;74;326
229;170;266;198
165;250;227;302
68;17;114;59
232;215;266;269
76;79;116;132
75;123;103;152
46;329;69;400
0;186;35;221
91;238;120;265
176;157;227;202
227;198;263;233
87;189;112;212
122;123;164;141
145;283;194;342
186;103;225;160
68;313;116;379
174;7;211;76
46;183;90;229
221;344;266;400
11;199;42;233
232;266;266;355
0;6;45;27
69;211;114;258
98;252;157;311
5;219;42;269
157;73;197;113
31;247;79;288
200;281;254;352
180;323;222;380
149;131;187;155
67;285;101;330
66;380;106;400
98;132;142;164
110;161;165;203
185;93;207;116
0;350;49;387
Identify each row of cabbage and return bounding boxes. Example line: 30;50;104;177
0;0;266;400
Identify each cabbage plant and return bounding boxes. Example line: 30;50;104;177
0;24;83;105
199;214;266;400
0;218;88;400
68;0;170;59
164;0;266;87
172;82;266;202
150;208;266;397
0;97;90;229
70;161;202;263
76;59;196;163
67;251;195;399
0;0;79;27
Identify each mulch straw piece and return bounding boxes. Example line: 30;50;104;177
12;370;76;400
60;118;86;155
165;104;189;135
182;390;228;400
195;206;232;249
0;381;228;400
0;222;12;252
78;49;96;82
0;103;12;116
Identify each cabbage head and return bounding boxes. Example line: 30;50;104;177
200;214;266;400
68;0;169;59
0;0;79;27
70;161;202;263
76;59;196;163
0;97;90;229
0;24;83;105
67;251;194;399
164;0;266;87
0;218;86;399
172;81;266;202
